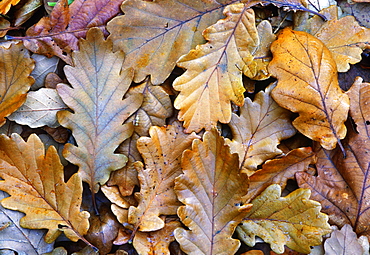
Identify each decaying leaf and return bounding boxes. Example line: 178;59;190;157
226;83;296;174
0;133;90;244
133;220;181;255
268;28;349;151
128;122;199;232
175;129;252;254
8;88;68;128
306;6;370;72
0;190;54;255
24;0;122;64
324;224;369;255
57;28;142;194
107;0;232;84
0;0;21;14
108;78;173;196
296;77;370;238
246;147;316;202
237;184;331;254
30;54;59;90
0;42;35;127
173;3;260;132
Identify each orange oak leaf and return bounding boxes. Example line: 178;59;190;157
0;133;90;244
246;147;316;201
296;77;370;238
226;83;296;174
107;0;234;84
23;0;122;64
0;42;35;127
306;6;370;72
173;4;262;132
57;28;142;194
0;0;21;14
268;28;349;151
174;128;252;254
128;122;199;232
108;78;173;196
133;220;181;255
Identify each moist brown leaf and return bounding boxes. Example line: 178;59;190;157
173;4;261;132
108;78;173;196
296;77;370;238
107;0;233;84
0;42;35;127
0;133;90;244
128;122;199;232
305;6;370;72
174;129;252;254
268;28;349;151
133;220;181;255
226;83;296;174
24;0;122;64
237;184;331;254
246;147;316;202
324;224;368;255
57;28;142;194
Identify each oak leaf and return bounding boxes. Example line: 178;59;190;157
0;133;90;244
174;128;252;254
107;0;233;84
8;88;68;128
30;54;59;90
237;184;331;254
108;78;173;196
296;77;370;238
324;224;369;255
306;6;370;72
57;27;142;193
0;42;35;127
24;0;122;64
128;122;199;232
268;28;349;151
133;220;181;255
226;83;296;174
0;190;54;255
0;0;21;14
173;4;261;132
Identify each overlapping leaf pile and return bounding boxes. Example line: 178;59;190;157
0;0;369;254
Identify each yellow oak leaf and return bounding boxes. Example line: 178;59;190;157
128;121;199;232
57;27;142;194
237;184;331;254
107;0;233;84
0;42;35;127
0;0;21;14
226;82;296;174
268;28;349;151
0;133;90;244
173;4;259;132
175;129;252;254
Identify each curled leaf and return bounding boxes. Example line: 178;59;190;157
268;28;349;150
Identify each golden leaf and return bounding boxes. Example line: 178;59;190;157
0;42;35;127
57;27;142;194
128;122;199;232
107;0;232;84
237;184;331;254
268;28;349;151
0;133;90;244
0;0;21;14
173;4;259;132
226;83;296;174
175;129;252;254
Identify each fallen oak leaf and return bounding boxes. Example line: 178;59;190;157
0;133;92;247
268;28;349;151
174;128;252;254
57;27;142;194
237;184;331;254
173;4;258;132
0;42;35;127
0;0;21;14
